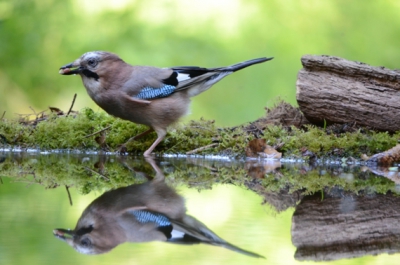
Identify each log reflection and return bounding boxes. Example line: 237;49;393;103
292;191;400;261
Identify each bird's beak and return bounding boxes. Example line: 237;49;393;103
59;62;82;75
53;228;74;244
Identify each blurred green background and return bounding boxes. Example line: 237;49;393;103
1;0;399;126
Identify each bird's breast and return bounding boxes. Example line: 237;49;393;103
98;92;191;128
82;76;103;99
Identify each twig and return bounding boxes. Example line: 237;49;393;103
24;117;47;124
163;140;184;153
84;166;110;181
17;112;38;117
65;185;73;206
67;93;77;116
1;111;5;120
36;109;47;117
186;143;218;155
84;126;112;138
29;106;37;116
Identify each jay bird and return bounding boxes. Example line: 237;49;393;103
53;158;264;258
59;51;273;156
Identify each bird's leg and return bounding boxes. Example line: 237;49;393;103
144;156;165;182
143;129;166;157
118;128;154;154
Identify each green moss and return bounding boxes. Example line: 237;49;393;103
0;153;396;199
1;104;400;158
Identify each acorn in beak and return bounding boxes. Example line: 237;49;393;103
59;62;82;75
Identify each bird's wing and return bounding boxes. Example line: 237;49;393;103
167;216;222;244
122;93;151;105
131;66;230;100
168;216;265;258
121;66;177;100
128;210;174;237
127;210;264;258
126;210;208;243
171;67;229;92
125;58;271;100
117;206;148;215
171;57;272;93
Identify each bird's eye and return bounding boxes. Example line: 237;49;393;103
87;58;98;67
80;238;92;247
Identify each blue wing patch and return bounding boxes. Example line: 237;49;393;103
131;210;171;227
135;85;176;100
131;210;174;239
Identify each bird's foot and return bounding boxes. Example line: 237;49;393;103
143;149;154;157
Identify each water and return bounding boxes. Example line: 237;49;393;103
0;151;399;265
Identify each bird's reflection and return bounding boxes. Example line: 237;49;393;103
53;158;263;258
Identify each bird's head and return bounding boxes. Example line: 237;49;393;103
59;51;123;81
53;210;124;255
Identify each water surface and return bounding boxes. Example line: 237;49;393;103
0;151;399;265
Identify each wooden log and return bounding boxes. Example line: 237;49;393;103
292;192;400;261
296;55;400;131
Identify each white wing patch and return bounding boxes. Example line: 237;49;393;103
176;73;191;82
170;230;185;240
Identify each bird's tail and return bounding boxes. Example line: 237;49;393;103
212;240;265;259
175;56;273;97
222;57;274;72
171;216;265;258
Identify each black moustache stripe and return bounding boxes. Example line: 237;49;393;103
82;69;99;81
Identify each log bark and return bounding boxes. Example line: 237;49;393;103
292;192;400;261
296;55;400;131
